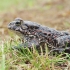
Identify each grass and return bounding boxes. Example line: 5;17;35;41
0;36;69;70
0;41;5;70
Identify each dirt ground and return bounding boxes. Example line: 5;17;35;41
0;0;70;40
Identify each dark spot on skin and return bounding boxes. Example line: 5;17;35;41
43;33;47;35
48;33;51;36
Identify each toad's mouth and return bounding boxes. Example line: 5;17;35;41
14;29;36;38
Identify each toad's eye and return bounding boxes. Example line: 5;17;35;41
15;21;21;26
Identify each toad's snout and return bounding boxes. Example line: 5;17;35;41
8;21;17;29
8;22;12;29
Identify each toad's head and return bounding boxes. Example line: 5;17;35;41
8;18;39;37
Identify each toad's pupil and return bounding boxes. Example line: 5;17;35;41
15;22;21;25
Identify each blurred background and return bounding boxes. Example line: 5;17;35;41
0;0;70;40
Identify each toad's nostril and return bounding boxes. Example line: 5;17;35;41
9;22;12;25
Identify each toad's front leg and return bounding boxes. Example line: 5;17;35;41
12;36;40;53
12;42;30;53
12;39;45;54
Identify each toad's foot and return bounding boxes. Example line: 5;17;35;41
49;47;70;55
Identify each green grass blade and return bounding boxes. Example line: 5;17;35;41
0;41;5;70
